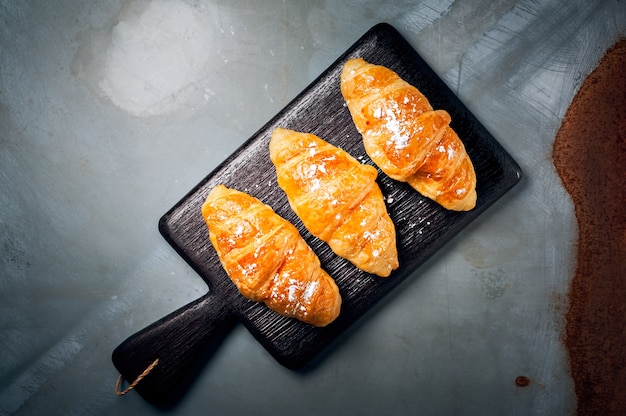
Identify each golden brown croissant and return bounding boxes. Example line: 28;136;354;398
269;127;398;277
201;185;341;327
340;58;477;211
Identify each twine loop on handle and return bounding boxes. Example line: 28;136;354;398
115;358;160;396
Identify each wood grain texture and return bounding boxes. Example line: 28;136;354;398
112;23;522;401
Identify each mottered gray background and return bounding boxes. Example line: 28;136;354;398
1;1;624;415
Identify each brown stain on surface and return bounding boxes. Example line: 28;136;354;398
552;38;626;415
515;376;531;388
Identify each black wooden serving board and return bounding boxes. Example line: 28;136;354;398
112;23;521;403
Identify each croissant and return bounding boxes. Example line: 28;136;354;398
340;58;477;211
201;185;341;327
269;127;398;277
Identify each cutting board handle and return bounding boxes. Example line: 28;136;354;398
112;291;237;404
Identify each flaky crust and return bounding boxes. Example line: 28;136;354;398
202;185;341;327
340;58;477;211
269;128;399;277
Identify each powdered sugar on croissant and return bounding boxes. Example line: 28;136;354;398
341;58;477;211
270;128;398;277
202;185;341;327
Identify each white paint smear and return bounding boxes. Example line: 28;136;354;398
98;0;213;117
